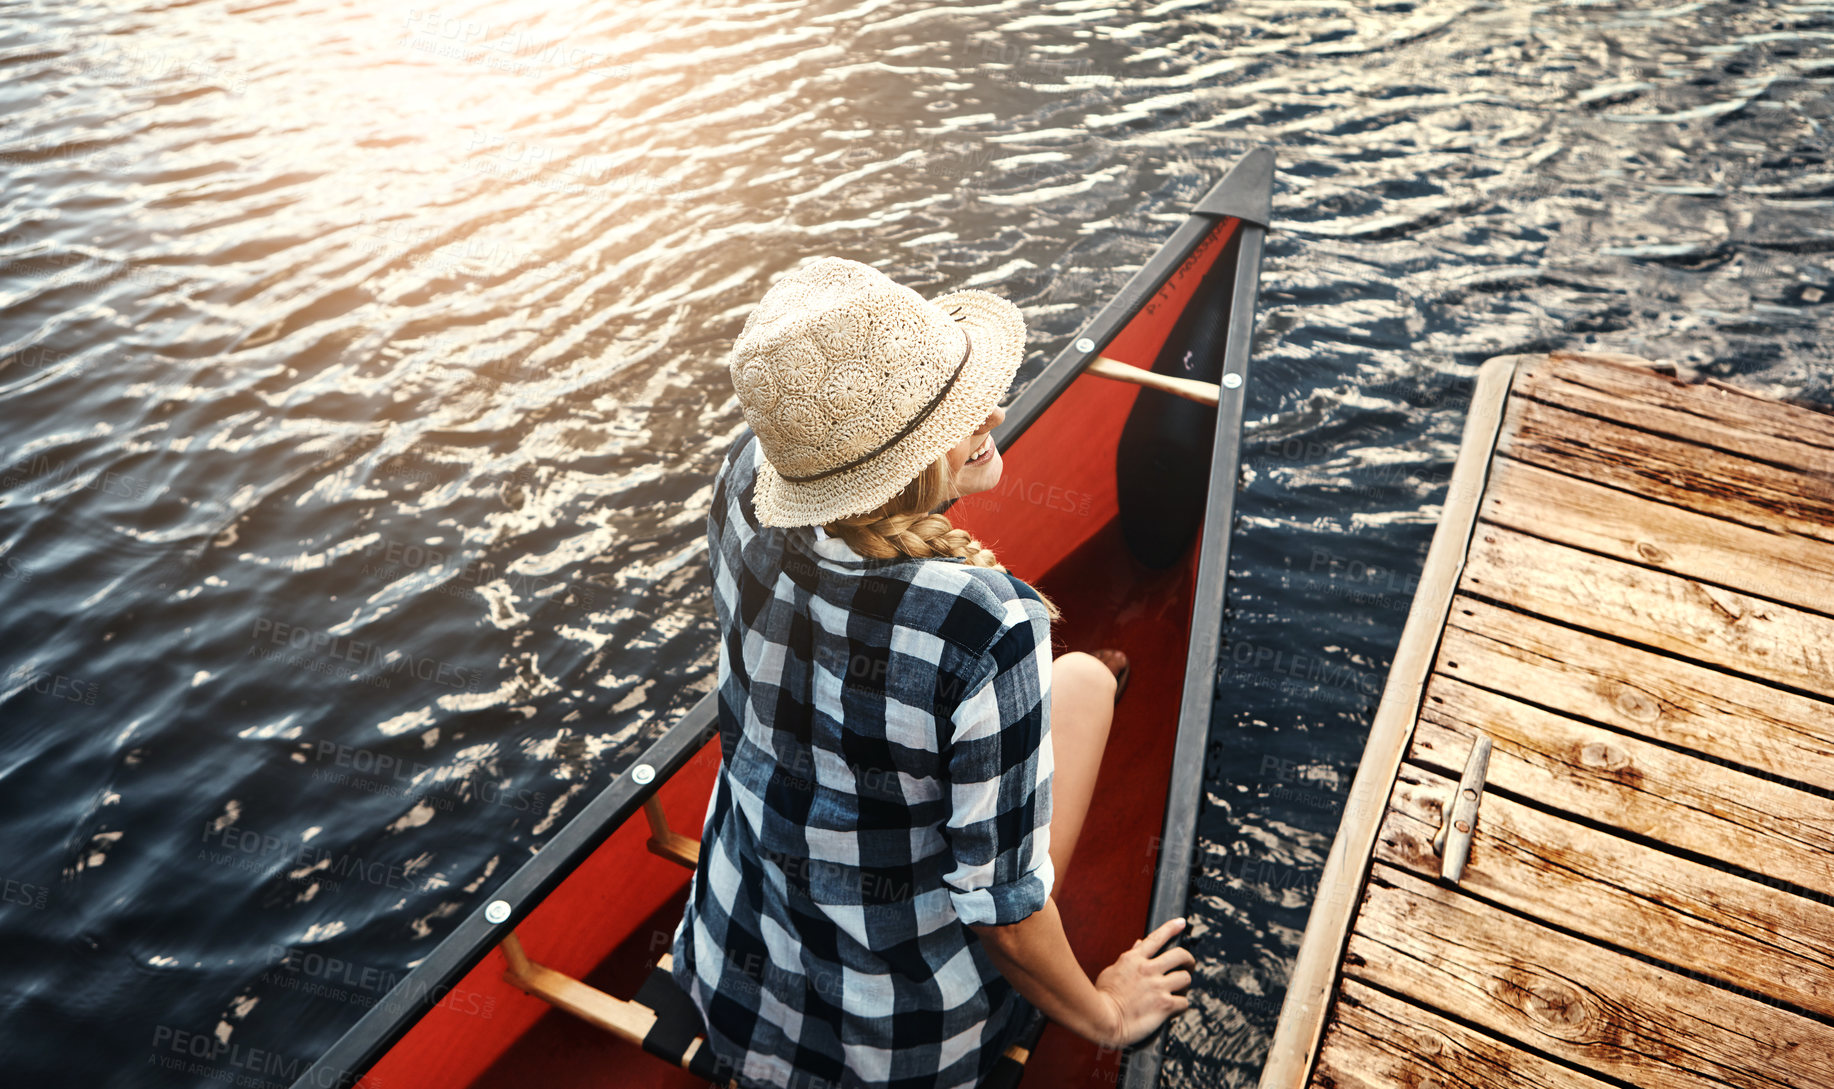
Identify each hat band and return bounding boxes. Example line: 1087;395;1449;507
776;327;974;485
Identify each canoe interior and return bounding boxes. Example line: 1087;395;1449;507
358;216;1241;1089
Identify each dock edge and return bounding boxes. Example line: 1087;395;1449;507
1255;354;1525;1089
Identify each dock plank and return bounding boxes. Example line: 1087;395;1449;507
1482;457;1834;621
1413;675;1834;901
1346;864;1834;1089
1516;356;1834;477
1440;598;1834;795
1264;355;1834;1089
1461;524;1834;701
1499;394;1834;546
1313;980;1617;1089
1377;762;1834;1018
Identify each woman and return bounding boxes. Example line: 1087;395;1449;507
668;256;1194;1089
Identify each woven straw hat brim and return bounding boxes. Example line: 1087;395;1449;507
751;286;1026;529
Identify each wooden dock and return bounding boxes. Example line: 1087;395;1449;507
1260;351;1834;1089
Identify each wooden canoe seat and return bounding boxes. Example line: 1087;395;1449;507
498;932;1048;1087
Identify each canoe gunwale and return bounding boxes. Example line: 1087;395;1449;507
1253;355;1524;1089
1118;155;1272;1089
289;700;718;1089
292;145;1276;1089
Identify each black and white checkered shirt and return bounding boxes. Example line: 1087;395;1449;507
669;428;1056;1089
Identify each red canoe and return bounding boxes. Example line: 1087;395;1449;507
293;145;1273;1089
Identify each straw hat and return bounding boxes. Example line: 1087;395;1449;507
728;256;1027;529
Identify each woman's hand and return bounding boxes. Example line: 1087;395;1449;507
1091;916;1196;1049
970;902;1197;1052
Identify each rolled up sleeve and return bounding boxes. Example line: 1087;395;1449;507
940;597;1055;927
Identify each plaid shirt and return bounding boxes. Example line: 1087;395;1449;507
669;428;1056;1089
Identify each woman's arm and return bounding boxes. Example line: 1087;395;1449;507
946;598;1194;1047
971;901;1192;1049
972;898;1117;1043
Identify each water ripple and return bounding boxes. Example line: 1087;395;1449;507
0;0;1830;1086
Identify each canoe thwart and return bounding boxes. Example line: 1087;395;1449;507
499;938;738;1086
1433;731;1492;883
1085;355;1221;407
500;931;533;978
643;797;701;869
499;936;657;1046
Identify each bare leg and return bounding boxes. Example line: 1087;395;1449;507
1046;651;1116;894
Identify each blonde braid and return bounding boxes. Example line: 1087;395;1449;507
825;458;1063;623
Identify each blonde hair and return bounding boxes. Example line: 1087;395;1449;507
823;455;1062;623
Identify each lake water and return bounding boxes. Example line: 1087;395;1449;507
1;1;1829;1086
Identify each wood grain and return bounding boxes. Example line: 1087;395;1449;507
1257;355;1524;1089
1460;523;1834;701
1271;353;1834;1089
1313;979;1618;1089
1482;457;1834;620
1347;864;1834;1089
1498;393;1834;546
1438;597;1834;794
1412;675;1834;900
1516;355;1834;476
1378;762;1834;1018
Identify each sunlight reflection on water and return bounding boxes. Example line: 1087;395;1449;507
0;0;1829;1086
